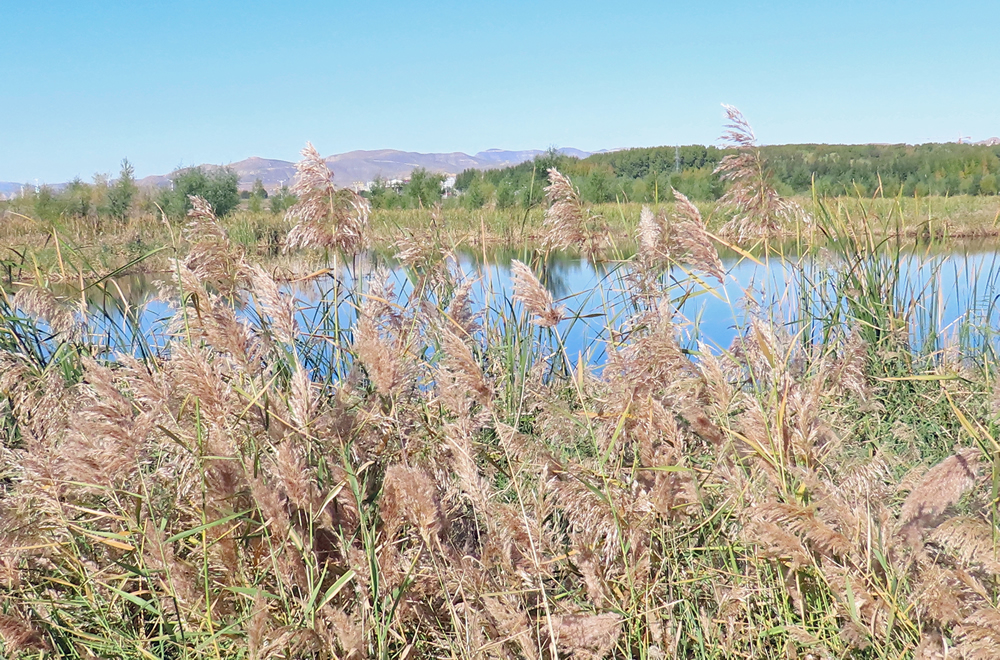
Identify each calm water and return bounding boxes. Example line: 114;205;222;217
13;241;1000;364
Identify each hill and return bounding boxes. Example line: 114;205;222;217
131;148;593;192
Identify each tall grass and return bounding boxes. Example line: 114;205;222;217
4;145;1000;660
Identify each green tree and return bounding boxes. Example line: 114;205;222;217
461;177;490;209
269;185;296;214
583;169;615;203
65;177;93;218
365;176;392;209
496;180;516;209
107;158;137;222
454;169;477;191
404;168;443;208
33;185;63;222
162;167;240;218
248;178;267;213
980;174;998;195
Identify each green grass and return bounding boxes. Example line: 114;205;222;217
3;193;1000;281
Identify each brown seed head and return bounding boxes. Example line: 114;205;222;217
542;168;586;251
510;260;563;328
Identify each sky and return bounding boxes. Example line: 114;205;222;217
2;0;999;183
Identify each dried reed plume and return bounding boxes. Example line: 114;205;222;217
551;613;623;660
438;327;493;410
542;168;586;251
445;278;480;338
382;464;443;542
183;195;247;296
670;188;726;284
715;105;803;241
636;205;669;267
12;284;82;341
284;142;370;254
0;612;48;654
898;447;981;541
248;264;298;344
510;259;564;327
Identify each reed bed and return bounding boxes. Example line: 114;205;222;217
3;141;1000;660
3;189;1000;282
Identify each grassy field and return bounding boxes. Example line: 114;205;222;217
4;154;1000;658
3;192;1000;282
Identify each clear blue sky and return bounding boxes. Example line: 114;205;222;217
2;0;998;183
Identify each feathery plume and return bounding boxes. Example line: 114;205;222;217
510;260;563;328
59;356;150;487
637;205;669;266
929;516;1000;575
670;189;725;284
393;229;446;271
249;264;298;344
12;284;82;342
353;315;407;397
542;168;586;251
446;278;480;338
913;631;948;660
382;465;443;542
273;440;324;521
0;612;48;654
913;564;967;627
551;613;623;660
284;142;370;254
955;608;1000;659
183;196;247;297
439;327;493;408
143;518;202;619
899;448;981;539
289;363;315;429
715;105;804;240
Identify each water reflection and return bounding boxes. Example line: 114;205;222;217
6;240;1000;365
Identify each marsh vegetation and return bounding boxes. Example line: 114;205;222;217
4;112;1000;659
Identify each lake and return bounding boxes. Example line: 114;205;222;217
14;240;1000;367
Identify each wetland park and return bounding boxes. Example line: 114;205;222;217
4;108;1000;659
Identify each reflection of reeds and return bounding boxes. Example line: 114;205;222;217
5;132;1000;660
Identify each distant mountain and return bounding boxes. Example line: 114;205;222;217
974;137;1000;146
132;147;595;192
5;148;599;196
324;149;485;186
473;147;593;165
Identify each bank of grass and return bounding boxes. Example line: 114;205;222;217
3;193;1000;281
372;193;1000;244
4;171;1000;658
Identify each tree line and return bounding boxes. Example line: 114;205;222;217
2;161;296;224
8;142;1000;224
453;142;1000;207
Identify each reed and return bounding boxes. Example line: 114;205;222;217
3;133;1000;660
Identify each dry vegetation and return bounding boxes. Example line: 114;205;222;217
4;133;1000;660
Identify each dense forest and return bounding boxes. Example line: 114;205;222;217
453;142;1000;208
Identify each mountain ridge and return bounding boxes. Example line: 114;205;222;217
0;147;594;197
132;147;594;192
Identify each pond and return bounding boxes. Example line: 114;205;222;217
12;240;1000;366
